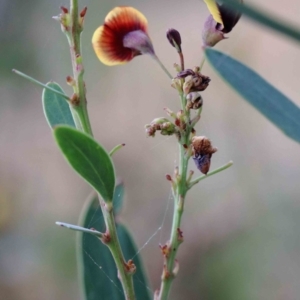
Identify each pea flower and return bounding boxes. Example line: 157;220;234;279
202;0;242;47
92;6;155;66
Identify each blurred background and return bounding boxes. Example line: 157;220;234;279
1;0;300;299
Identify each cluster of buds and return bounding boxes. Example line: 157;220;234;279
145;118;176;137
176;67;211;110
192;136;217;175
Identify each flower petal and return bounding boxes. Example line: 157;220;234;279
218;1;242;33
92;6;149;66
203;0;223;25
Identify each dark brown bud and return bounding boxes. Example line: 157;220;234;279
80;6;88;18
66;75;75;86
60;6;68;14
70;93;80;106
166;28;182;52
166;174;173;181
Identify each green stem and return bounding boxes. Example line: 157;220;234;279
67;0;93;135
110;143;126;156
199;56;206;71
189;161;233;189
101;201;136;300
67;1;135;299
153;55;173;79
157;94;190;300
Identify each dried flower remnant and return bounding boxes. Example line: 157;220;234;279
92;6;155;65
202;0;242;47
177;68;211;94
192;136;217;174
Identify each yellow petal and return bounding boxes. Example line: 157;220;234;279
203;0;223;26
105;6;148;29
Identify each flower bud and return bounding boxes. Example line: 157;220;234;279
145;118;176;137
160;122;176;136
166;28;182;53
171;78;183;93
186;92;203;110
52;6;72;32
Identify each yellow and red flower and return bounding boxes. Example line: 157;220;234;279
92;6;155;66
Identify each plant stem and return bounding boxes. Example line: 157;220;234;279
67;1;136;299
199;56;206;71
67;0;93;135
153;55;173;79
101;200;136;300
110;143;126;156
157;94;191;300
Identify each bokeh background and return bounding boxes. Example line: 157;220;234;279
1;0;300;299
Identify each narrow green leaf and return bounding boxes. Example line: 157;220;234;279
219;0;300;43
205;48;300;144
113;181;125;216
118;224;152;300
54;126;115;202
42;82;75;128
77;194;152;300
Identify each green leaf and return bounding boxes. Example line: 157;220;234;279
54;126;115;202
117;224;152;300
113;181;125;215
205;48;300;144
42;82;75;128
219;0;300;43
77;193;152;300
